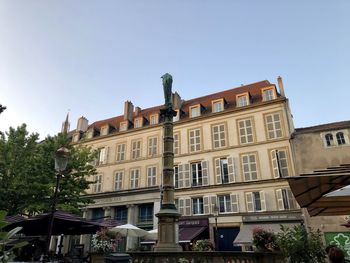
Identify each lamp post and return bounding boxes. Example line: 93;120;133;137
43;147;70;262
213;204;219;251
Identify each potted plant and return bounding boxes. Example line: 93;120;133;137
276;225;326;263
193;239;214;251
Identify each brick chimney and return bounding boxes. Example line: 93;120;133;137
124;101;134;121
76;116;88;132
172;92;182;109
277;76;285;97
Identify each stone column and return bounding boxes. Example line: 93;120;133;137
154;73;182;252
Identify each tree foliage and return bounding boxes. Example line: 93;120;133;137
0;124;96;215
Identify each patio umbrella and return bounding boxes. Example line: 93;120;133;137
146;229;158;240
110;223;148;238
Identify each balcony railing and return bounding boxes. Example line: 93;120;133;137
127;251;285;263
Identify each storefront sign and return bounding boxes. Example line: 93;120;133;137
179;218;208;227
242;213;302;222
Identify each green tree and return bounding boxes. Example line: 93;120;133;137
0;124;96;215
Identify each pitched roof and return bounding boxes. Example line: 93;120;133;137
295;120;350;134
87;80;275;131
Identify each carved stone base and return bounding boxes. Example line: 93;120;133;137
153;209;182;252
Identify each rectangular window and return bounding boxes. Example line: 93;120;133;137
150;115;158;125
134;118;142;128
174;132;180;155
93;174;102;193
191;162;203;186
262;88;275;101
218;195;232;213
131;140;141;160
173;110;180;122
265;113;283;139
130;168;140;189
246;191;266;212
212;124;226;148
91;208;104;220
271;149;289;178
97;147;107;165
147;166;157;187
276;189;297;210
192;197;204;215
115;171;123;190
189;128;201;152
212;100;223;113
138;204;153;223
120;121;127;132
148;137;158;156
114;206;128;223
220;158;229;183
190;106;200;118
174;165;179;188
116;143;126;162
238;118;254;144
237;95;249;107
241;153;258;181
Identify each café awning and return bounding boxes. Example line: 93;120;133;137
286;164;350;216
179;226;207;243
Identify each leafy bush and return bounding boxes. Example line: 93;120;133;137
276;225;326;263
252;227;278;251
192;239;214;251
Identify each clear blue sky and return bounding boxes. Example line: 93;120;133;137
0;1;349;139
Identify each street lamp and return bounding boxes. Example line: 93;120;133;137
212;204;219;251
43;147;70;262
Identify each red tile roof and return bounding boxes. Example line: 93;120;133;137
87;80;276;131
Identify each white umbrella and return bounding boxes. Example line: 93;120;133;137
146;229;158;240
110;223;148;238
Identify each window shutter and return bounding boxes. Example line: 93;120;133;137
185;198;191;216
184;164;190;188
245;192;254;212
99;148;105;164
104;147;109;164
230;193;239;213
210;196;217;214
215;158;222;184
203;196;210;214
179;199;184;215
260;191;266;211
287;189;297;209
202;160;209;186
276;189;284;210
227;157;236;183
147;167;151;187
178;164;184;188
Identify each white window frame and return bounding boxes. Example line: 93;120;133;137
246;191;266;212
134;118;143;128
130;168;140;189
262;88;276;101
131;140;141;160
189;128;201;152
271;149;289;178
237;94;249;107
147;166;157;187
93;174;102;193
148;137;158;157
212;123;226;149
241;153;258;181
115;171;123;190
322;130;349;148
120;121;128;132
116;143;126;162
192;197;204;215
190;105;201;118
265;112;283;139
276;188;297;210
150;114;159;125
174;132;180;155
191;162;203;187
212;99;224;113
238;118;254;144
173;109;180;122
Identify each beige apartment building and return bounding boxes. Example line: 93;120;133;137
70;77;302;251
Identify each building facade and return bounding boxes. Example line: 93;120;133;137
291;121;350;250
70;77;302;251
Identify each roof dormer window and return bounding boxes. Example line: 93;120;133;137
134;117;143;128
173;109;180;122
212;99;224;113
189;105;201;118
100;126;108;136
150;114;159;125
120;121;128;132
236;93;250;107
262;87;276;101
